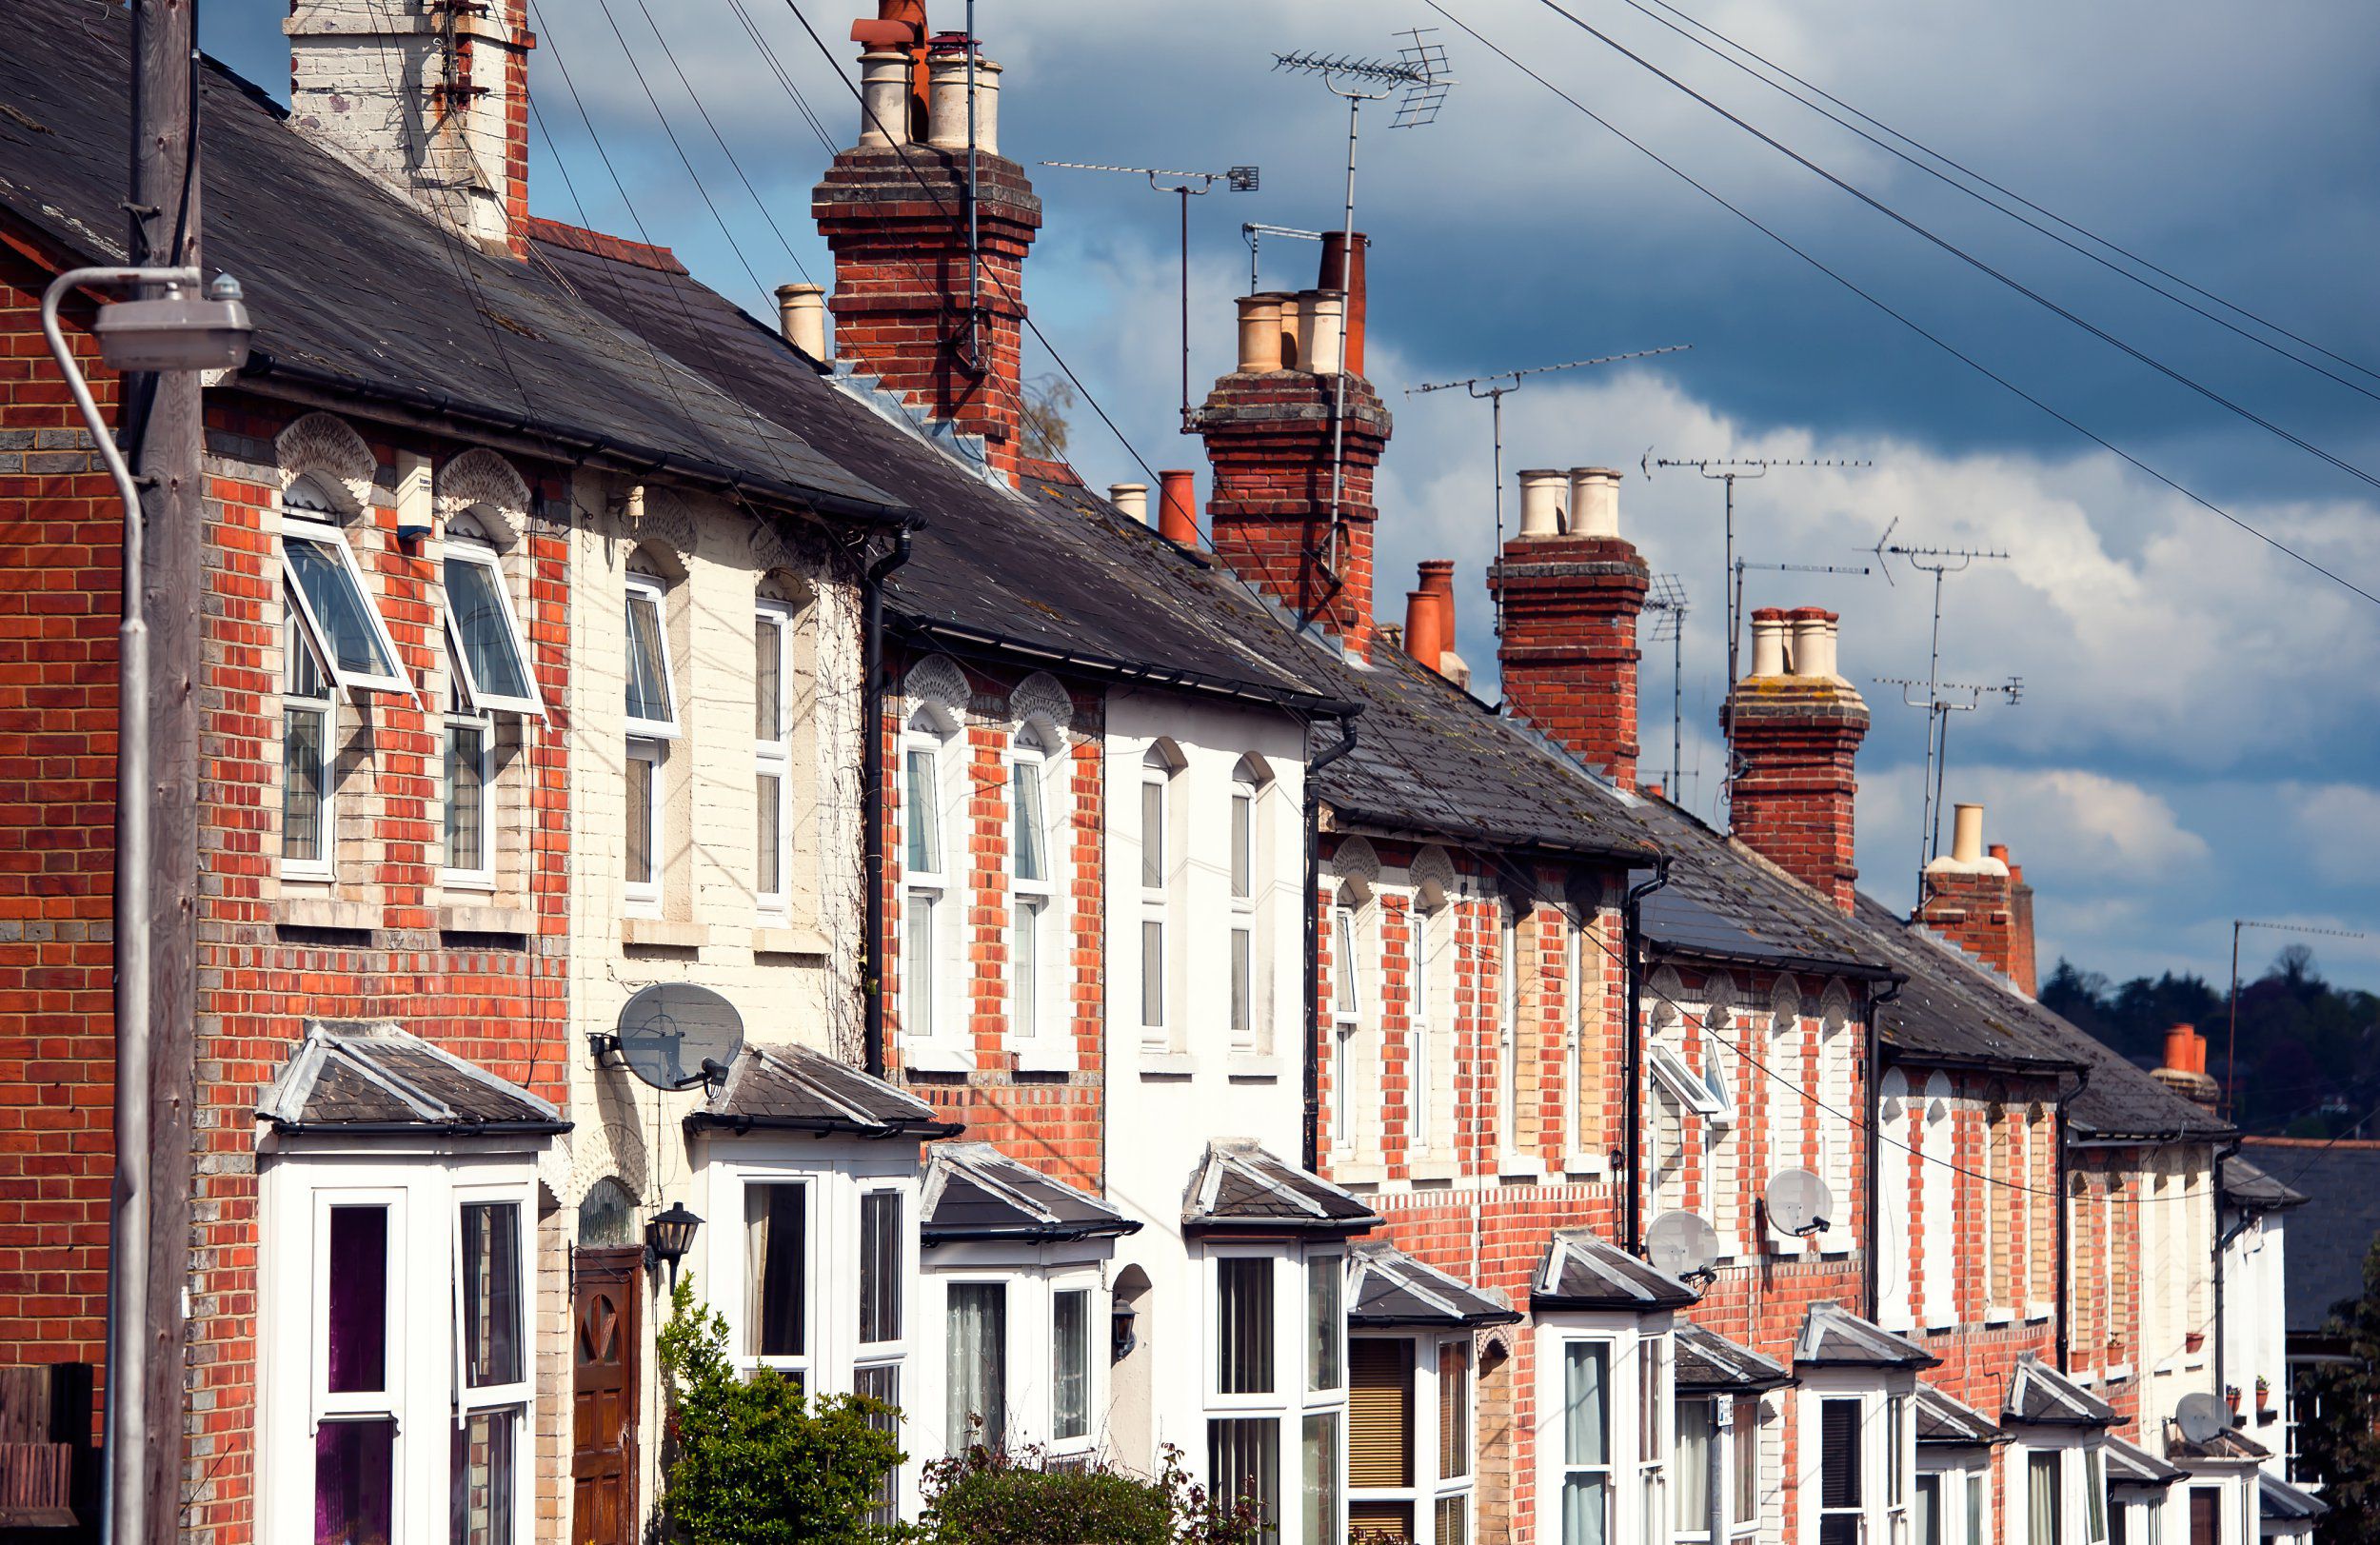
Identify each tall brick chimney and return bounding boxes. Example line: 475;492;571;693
814;13;1041;485
1199;236;1390;654
1490;465;1649;787
1726;606;1869;911
1917;804;2037;993
288;0;534;257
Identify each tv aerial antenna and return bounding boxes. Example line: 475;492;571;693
1041;160;1259;432
1273;29;1455;626
1869;518;2016;890
1644;456;1874;825
2225;920;2368;1119
1643;575;1689;799
1242;222;1332;294
1406;346;1695;638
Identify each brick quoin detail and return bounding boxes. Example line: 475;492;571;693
1199;372;1390;652
1491;535;1650;787
1726;691;1869;912
815;148;1041;485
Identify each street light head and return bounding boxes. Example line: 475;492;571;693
93;274;252;372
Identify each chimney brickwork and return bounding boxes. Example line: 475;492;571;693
1200;237;1388;652
1726;606;1869;911
288;0;535;258
814;46;1041;485
1490;467;1649;786
1915;809;2040;995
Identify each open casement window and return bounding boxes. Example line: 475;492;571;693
1138;745;1178;1051
946;1282;1008;1455
754;599;795;910
743;1180;810;1383
443;538;544;718
1008;725;1059;1044
1649;1043;1728;1119
281;606;335;880
623;572;678;738
443;638;493;885
280;491;413;700
1560;1340;1614;1545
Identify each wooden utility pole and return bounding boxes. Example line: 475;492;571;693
127;1;197;1537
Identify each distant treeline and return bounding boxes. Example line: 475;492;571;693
2040;945;2379;1139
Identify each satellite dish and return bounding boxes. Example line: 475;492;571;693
1646;1211;1721;1279
614;983;744;1091
2174;1393;2231;1445
1765;1168;1835;1237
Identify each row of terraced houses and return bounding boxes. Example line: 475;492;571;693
0;3;2327;1543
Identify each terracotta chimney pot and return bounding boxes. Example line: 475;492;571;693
1236;294;1287;373
1158;469;1200;546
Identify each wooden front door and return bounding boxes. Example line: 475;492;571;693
572;1247;644;1545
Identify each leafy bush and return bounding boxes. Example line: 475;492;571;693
922;1442;1266;1545
655;1276;910;1545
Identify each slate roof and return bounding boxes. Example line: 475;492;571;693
2103;1433;2185;1488
1914;1383;2003;1448
920;1141;1139;1244
1532;1229;1699;1313
1674;1322;1795;1393
1347;1243;1520;1329
259;1020;566;1136
1183;1140;1381;1235
2163;1422;2270;1463
2219;1155;2311;1215
528;232;1354;716
2239;1138;2380;1334
2002;1356;2116;1428
1632;800;1900;980
2261;1472;2329;1526
1792;1301;1940;1369
0;3;907;523
685;1043;962;1139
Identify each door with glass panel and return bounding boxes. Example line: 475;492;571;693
571;1247;643;1545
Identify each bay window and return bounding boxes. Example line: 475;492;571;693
754;599;794;911
1562;1341;1614;1545
1209;1417;1281;1543
1821;1398;1863;1545
1219;1258;1277;1395
947;1282;1009;1454
1302;1412;1342;1545
455;1197;528;1545
1438;1342;1473;1545
1053;1288;1091;1443
1640;1337;1668;1545
856;1185;905;1520
744;1180;809;1380
2029;1453;2063;1545
1348;1337;1476;1545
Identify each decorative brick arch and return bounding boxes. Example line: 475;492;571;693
1008;671;1074;746
1407;844;1457;909
629;485;700;564
274;411;374;517
903;655;970;733
436;446;532;547
1331;836;1381;903
1768;973;1803;1034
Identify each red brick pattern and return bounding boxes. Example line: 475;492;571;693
1490;534;1651;787
1725;684;1870;912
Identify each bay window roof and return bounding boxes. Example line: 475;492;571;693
2002;1355;2115;1429
1347;1241;1519;1330
1183;1139;1380;1236
684;1042;962;1139
2260;1472;2329;1525
1914;1383;2004;1449
259;1020;567;1137
1792;1301;1940;1369
921;1141;1140;1245
2101;1433;2184;1489
1674;1322;1794;1393
1531;1227;1698;1313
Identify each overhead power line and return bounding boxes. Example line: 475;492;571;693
1608;0;2380;405
1419;0;2380;610
1521;0;2380;502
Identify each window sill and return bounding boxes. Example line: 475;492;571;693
1985;1309;2015;1327
622;917;707;950
1138;1053;1199;1080
1009;1038;1076;1075
2105;1363;2133;1383
901;1039;975;1075
2026;1303;2054;1324
1407;1158;1460;1184
1561;1151;1607;1179
752;925;830;959
1226;1054;1282;1081
439;901;534;936
1333;1159;1386;1188
1497;1154;1546;1181
275;895;375;932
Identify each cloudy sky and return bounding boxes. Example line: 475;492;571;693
204;1;2380;990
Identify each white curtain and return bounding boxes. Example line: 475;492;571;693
945;1284;1007;1454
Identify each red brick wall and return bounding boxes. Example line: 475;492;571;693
1725;689;1870;911
816;149;1041;485
1915;868;2018;983
1490;534;1650;787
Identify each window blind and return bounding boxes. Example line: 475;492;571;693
1348;1339;1414;1489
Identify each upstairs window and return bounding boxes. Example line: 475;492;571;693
1498;904;1522;1156
623;573;678;738
280;481;410;699
1009;725;1059;1043
1139;744;1178;1051
281;608;334;879
1229;758;1270;1054
754;599;795;910
1332;900;1364;1156
902;708;956;1048
443;538;543;717
443;639;491;885
1411;904;1437;1155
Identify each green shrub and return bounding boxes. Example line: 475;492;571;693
655;1276;911;1545
922;1443;1266;1545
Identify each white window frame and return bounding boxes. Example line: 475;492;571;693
1539;1323;1677;1545
280;604;336;882
1411;902;1437;1159
943;1275;1015;1456
1498;904;1523;1161
280;511;414;700
442;636;495;890
1228;761;1265;1056
736;1174;817;1385
625;737;664;913
452;1183;534;1545
1651;1042;1729;1119
1007;724;1060;1052
1138;745;1175;1054
902;707;966;1068
1565;919;1588;1168
1332;901;1364;1158
1048;1272;1101;1458
624;571;679;739
442;537;545;718
753;598;796;915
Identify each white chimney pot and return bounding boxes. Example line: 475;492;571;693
1517;470;1567;539
925;52;1002;154
1568;467;1621;539
776;283;827;361
1748;613;1789;677
1791;613;1838;681
1925;802;2010;876
858;52;912;149
1304;292;1345;376
1109;483;1149;525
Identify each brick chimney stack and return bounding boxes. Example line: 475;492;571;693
288;0;535;258
1917;804;2037;993
1725;606;1870;911
814;10;1041;485
1490;466;1650;787
1199;236;1390;655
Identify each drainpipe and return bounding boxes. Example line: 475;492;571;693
1861;975;1905;1322
1622;855;1673;1254
862;529;914;1080
1303;718;1360;1171
2053;1062;2092;1374
2212;1134;2245;1410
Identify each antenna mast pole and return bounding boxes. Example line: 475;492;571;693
2224;920;2368;1119
1643;576;1690;796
